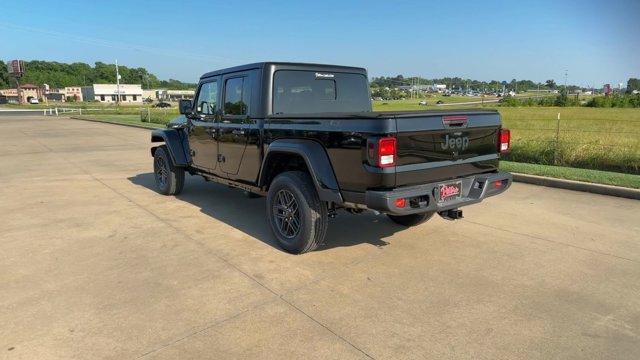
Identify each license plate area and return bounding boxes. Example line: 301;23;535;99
436;181;462;203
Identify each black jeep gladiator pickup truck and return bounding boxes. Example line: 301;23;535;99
151;62;512;253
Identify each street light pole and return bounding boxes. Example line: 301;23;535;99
115;59;121;106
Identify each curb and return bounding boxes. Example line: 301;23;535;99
512;173;640;200
68;116;162;130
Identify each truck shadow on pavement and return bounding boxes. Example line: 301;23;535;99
129;173;399;252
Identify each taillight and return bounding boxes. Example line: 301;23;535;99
378;137;396;167
498;129;510;154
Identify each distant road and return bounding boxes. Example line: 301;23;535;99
0;107;49;116
436;98;500;106
436;94;555;106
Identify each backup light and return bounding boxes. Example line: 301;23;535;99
378;137;396;168
498;129;511;153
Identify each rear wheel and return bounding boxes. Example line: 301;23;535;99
387;212;435;226
267;171;328;254
153;145;185;195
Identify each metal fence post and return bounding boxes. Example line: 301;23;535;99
147;107;151;123
554;112;560;165
55;107;58;116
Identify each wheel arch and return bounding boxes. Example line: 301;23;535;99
150;129;190;166
259;139;343;204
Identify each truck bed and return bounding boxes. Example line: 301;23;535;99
266;109;503;192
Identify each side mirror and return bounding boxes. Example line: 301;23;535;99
179;99;193;115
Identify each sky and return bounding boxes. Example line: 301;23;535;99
0;0;638;87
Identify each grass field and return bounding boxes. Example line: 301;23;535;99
496;107;639;174
373;101;640;174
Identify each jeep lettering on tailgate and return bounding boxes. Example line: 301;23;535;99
441;134;470;151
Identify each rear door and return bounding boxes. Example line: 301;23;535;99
394;111;501;186
218;73;252;176
187;79;220;171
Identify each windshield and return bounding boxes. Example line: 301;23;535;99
272;70;371;115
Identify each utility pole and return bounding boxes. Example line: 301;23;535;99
537;82;541;99
564;70;568;91
115;59;121;106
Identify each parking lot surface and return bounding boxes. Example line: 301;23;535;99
2;116;639;359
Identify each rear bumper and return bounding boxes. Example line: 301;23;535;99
364;171;512;215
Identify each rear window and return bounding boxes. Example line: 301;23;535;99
273;70;371;115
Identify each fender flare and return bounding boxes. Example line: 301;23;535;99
259;139;343;204
150;129;190;166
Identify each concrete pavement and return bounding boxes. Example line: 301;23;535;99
1;116;639;359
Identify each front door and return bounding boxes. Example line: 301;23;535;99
218;75;251;176
187;79;219;171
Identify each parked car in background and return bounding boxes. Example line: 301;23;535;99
28;98;39;104
154;102;171;108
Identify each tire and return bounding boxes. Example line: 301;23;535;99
153;145;185;196
267;171;328;254
387;212;435;227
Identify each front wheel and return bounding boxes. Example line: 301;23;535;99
153;145;185;195
267;171;328;254
387;212;435;226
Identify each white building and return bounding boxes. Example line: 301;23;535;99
396;84;447;92
157;89;195;101
143;89;158;101
64;87;83;101
81;84;143;103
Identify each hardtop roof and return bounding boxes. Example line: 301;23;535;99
200;62;367;80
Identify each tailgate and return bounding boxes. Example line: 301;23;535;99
394;111;501;186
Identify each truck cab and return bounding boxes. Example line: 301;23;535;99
151;62;512;254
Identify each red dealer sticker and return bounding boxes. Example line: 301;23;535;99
437;181;462;203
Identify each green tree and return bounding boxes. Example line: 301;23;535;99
545;79;557;89
627;78;640;93
0;60;11;88
0;60;196;90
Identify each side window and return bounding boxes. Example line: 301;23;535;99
224;77;250;115
195;80;218;116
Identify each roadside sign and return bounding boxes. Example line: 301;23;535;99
8;60;25;76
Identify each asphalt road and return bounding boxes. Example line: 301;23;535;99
0;108;50;116
2;116;639;360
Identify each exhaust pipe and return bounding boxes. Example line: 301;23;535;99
438;209;463;221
